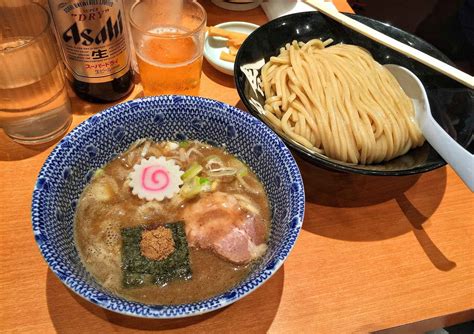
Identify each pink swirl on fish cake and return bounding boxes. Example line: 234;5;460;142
141;166;170;192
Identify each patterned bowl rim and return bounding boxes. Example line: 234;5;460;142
31;95;306;319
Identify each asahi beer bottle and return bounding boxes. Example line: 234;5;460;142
48;0;133;103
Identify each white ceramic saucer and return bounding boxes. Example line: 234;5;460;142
204;21;259;76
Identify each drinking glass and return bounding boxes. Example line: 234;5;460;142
0;1;72;145
129;0;207;96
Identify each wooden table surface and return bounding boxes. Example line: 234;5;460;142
1;1;473;333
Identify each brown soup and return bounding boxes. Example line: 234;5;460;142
74;140;270;305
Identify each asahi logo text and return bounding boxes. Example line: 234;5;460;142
62;10;124;46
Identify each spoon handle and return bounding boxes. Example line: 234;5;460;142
304;0;474;89
421;117;474;192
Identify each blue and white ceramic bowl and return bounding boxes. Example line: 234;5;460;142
32;95;305;318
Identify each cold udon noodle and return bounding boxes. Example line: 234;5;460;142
261;39;425;164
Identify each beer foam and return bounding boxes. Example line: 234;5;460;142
148;26;183;35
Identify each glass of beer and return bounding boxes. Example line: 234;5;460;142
129;0;207;96
0;1;72;145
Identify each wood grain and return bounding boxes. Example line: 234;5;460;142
1;1;472;333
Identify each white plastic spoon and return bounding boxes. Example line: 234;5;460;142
385;64;474;191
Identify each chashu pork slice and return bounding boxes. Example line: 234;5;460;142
182;192;267;264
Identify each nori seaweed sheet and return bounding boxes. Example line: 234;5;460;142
121;222;192;288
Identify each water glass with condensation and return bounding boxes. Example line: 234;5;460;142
0;2;72;145
129;0;207;96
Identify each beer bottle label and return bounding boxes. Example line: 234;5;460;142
49;0;130;83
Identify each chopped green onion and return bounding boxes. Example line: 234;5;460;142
237;166;248;177
181;162;203;182
199;177;212;192
179;141;190;148
198;177;210;185
180;180;200;199
180;176;212;199
93;168;105;179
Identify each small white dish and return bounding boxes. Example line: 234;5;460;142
211;0;263;11
204;21;259;76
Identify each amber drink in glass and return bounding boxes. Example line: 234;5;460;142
129;0;206;96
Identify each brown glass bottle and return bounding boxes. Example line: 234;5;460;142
48;0;133;103
71;68;133;103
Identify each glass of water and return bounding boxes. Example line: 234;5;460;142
0;2;72;145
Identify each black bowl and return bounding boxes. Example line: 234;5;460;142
235;12;473;175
